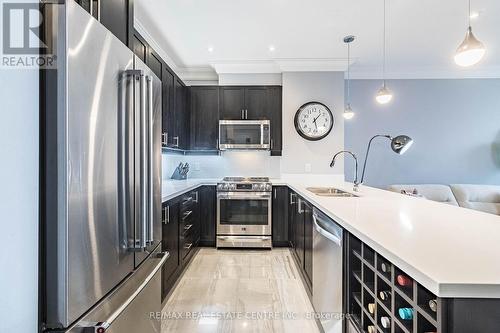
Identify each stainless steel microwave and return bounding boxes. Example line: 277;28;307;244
218;120;270;150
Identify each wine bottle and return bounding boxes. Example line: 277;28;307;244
379;290;391;301
367;325;376;333
380;316;391;328
381;262;391;273
429;299;438;312
397;274;412;287
368;302;376;314
398;307;414;320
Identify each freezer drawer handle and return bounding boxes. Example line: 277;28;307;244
78;251;170;332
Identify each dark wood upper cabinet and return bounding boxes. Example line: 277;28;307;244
174;79;189;149
268;86;283;155
190;87;220;150
76;0;132;46
220;87;246;120
162;67;175;147
244;87;268;120
272;186;289;247
132;31;147;63
146;50;163;80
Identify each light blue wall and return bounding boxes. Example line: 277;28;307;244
344;79;500;188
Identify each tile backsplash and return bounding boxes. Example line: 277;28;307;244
162;151;281;179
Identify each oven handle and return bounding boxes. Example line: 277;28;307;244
217;192;271;200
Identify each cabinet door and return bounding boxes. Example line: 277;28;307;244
268;86;282;155
220;87;245;120
272;186;289;246
244;87;268;120
162;68;175;147
146;50;163;81
99;0;129;45
295;198;305;268
190;87;220;150
132;32;147;63
288;192;297;249
161;200;179;301
199;186;217;246
303;200;313;285
174;79;188;149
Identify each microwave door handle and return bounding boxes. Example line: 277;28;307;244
147;75;154;246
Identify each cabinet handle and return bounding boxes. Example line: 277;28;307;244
245;109;248;119
184;243;193;250
271;139;274;149
184;224;193;231
274;188;277;199
297;198;303;214
173;136;179;147
241;110;244;119
192;191;199;203
164;206;170;224
290;193;296;205
216;139;219;149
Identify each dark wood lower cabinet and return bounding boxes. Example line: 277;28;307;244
199;186;217;246
272;186;289;246
161;198;180;301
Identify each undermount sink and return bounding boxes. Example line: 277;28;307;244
306;187;358;197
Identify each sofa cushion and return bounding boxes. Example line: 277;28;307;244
450;184;500;215
387;184;459;206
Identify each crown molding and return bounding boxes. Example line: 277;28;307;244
349;67;500;79
211;58;355;74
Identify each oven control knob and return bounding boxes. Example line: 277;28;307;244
217;184;223;190
259;184;266;190
265;184;272;191
230;184;236;190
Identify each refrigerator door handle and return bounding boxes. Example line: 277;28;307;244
139;72;148;250
147;75;154;246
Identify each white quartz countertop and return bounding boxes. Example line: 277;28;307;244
162;178;500;298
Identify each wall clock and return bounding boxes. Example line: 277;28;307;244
294;102;334;141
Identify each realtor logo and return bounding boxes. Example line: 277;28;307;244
1;1;56;68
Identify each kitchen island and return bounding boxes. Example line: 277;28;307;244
161;177;500;332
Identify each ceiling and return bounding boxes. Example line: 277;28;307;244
135;0;500;79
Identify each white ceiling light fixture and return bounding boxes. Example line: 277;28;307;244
343;35;355;120
208;46;214;53
375;0;393;105
454;0;486;67
269;45;276;52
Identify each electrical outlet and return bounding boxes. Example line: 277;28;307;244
305;163;312;173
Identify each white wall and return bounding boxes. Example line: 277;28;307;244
281;72;345;175
0;69;39;331
218;73;282;86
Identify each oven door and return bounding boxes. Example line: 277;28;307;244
217;191;272;235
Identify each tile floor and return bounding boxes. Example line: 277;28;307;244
161;248;320;333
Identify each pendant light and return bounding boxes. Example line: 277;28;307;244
343;35;356;120
454;0;486;67
376;0;393;105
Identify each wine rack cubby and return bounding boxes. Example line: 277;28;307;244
347;234;445;333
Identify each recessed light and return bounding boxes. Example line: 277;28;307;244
208;46;214;53
269;45;276;52
470;11;480;19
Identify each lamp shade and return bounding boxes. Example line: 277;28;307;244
343;104;355;120
391;135;413;154
454;27;486;67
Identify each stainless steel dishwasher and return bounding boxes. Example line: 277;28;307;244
312;207;344;333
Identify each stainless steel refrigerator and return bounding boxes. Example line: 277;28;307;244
43;1;166;332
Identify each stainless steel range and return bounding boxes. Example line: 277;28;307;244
217;177;272;248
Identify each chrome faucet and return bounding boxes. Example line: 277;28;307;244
330;150;360;191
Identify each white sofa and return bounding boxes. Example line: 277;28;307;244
387;184;500;215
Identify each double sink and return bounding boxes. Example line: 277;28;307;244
307;187;358;197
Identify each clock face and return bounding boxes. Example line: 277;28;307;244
294;102;334;141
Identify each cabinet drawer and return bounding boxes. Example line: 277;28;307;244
180;232;195;259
